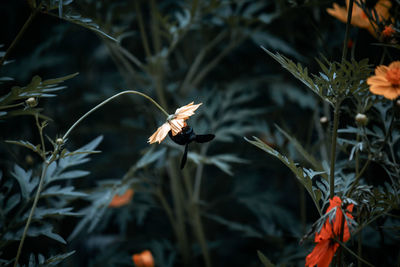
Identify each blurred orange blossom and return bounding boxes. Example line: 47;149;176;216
132;250;154;267
326;0;391;38
148;102;202;144
108;188;134;208
367;61;400;100
305;196;354;267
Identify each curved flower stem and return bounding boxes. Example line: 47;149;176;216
14;151;58;267
63;90;169;140
341;0;354;62
329;99;342;199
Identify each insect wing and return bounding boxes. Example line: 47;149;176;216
195;134;215;143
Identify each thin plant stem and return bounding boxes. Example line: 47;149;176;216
183;168;212;267
63;90;169;140
35;114;46;160
329;99;341;199
193;144;209;201
0;102;24;110
335;239;374;267
358;231;362;267
167;159;191;265
14;152;58;267
341;0;354;62
135;1;152;58
0;8;39;68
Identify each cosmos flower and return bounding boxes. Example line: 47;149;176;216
305;196;354;267
132;250;154;267
367;61;400;100
148;102;202;144
326;0;391;38
108;189;134;208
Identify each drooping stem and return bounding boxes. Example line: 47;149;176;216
329;100;341;199
341;0;354;62
14;152;58;267
63;90;169;140
0;8;39;68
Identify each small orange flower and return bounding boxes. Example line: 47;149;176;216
327;0;391;38
367;61;400;100
382;25;395;38
132;250;154;267
109;189;134;208
148;102;202;144
305;196;354;267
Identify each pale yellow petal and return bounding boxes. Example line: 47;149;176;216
174;102;202;120
169;119;185;135
375;65;388;76
148;122;171;144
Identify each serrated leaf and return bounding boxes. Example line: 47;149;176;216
262;47;334;106
51;170;90;182
275;125;327;179
245;136;322;214
4;194;20;214
11;164;37;200
5;140;42;155
41;185;87;198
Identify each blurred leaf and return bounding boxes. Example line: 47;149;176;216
257;251;275;267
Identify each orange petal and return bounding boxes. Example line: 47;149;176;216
367;76;389;87
388;61;400;69
327;4;348;23
306;240;338;267
109;189;134;207
375;0;392;20
382;89;399;100
375;65;389;76
169;118;185;135
148;122;171;144
174;102;202;120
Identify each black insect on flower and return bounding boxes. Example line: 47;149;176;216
169;125;215;169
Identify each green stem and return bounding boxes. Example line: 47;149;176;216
0;102;24;110
14;151;58;267
62;90;168;140
135;1;152;58
329;100;341;199
168;159;190;265
341;0;354;62
335;239;374;267
0;8;39;68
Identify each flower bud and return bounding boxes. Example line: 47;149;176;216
355;113;368;126
25;97;37;108
320;116;328;124
56;138;64;145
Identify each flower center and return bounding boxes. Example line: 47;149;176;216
386;68;400;86
167;114;176;121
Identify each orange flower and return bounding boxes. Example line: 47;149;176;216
367;61;400;100
108;189;134;208
132;250;154;267
382;25;395;38
148;102;202;144
327;0;391;38
306;196;354;267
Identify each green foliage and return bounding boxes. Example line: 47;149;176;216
0;73;78;119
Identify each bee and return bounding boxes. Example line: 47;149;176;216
169;125;215;169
